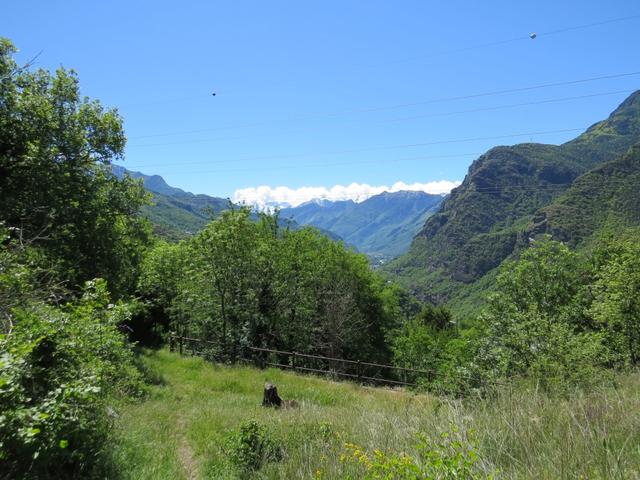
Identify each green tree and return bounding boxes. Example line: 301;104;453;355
0;38;151;298
590;239;640;365
190;208;261;359
476;238;607;388
391;304;455;387
135;240;190;344
146;209;400;366
0;280;143;478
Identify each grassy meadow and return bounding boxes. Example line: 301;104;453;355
111;349;640;479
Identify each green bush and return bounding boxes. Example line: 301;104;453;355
341;427;494;479
0;279;143;479
391;304;454;387
590;238;640;366
474;239;611;390
226;419;282;475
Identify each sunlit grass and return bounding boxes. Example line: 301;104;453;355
111;349;640;479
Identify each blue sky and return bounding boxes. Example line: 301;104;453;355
3;1;640;202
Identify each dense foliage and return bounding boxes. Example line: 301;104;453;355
139;208;400;366
391;304;456;386
0;38;151;298
0;280;143;478
476;235;640;386
342;428;492;480
393;235;640;394
0;38;149;478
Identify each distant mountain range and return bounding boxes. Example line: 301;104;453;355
387;90;640;312
280;191;444;258
111;165;444;256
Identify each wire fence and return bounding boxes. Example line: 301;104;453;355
168;334;450;388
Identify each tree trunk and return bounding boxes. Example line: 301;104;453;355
262;382;282;407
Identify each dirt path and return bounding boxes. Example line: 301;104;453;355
176;414;198;480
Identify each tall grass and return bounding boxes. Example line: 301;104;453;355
111;350;640;479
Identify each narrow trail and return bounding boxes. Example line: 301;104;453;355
176;414;198;480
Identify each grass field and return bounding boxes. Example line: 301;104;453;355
111;349;640;479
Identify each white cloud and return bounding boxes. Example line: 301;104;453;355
233;180;461;211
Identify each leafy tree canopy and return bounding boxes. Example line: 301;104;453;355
0;38;151;297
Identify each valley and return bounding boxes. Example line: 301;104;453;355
3;6;640;478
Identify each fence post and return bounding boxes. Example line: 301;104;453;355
357;360;361;383
179;336;183;355
292;351;297;372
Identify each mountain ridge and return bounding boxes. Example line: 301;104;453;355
280;190;444;257
112;165;230;240
528;144;640;246
388;89;640;303
112;165;439;255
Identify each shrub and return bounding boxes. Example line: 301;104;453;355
0;279;143;479
590;238;640;366
226;419;282;475
474;239;611;390
391;310;453;388
341;427;494;479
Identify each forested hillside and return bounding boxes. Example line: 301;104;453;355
528;144;640;245
388;90;640;304
113;165;230;240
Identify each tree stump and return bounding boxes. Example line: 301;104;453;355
262;382;283;408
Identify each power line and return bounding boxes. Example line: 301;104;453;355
137;173;636;208
126;152;479;176
119;13;640;110
469;183;577;193
388;89;633;123
124;126;584;170
459;177;638;194
538;13;640;39
368;14;640;67
308;74;639;117
126;71;640;142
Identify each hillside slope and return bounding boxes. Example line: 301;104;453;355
447;144;640;319
528;144;640;246
388;90;640;303
112;349;640;479
281;191;443;257
112;166;230;240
